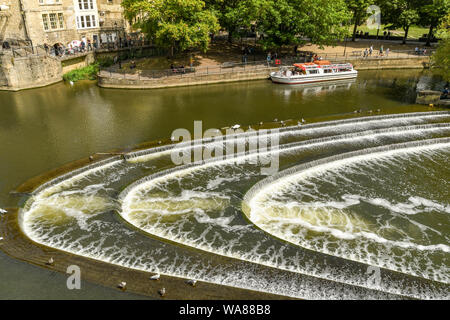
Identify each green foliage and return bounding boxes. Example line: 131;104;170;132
122;0;219;54
96;56;114;68
345;0;373;39
240;0;351;49
63;63;99;82
431;38;450;81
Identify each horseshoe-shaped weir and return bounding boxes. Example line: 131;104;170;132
19;111;450;299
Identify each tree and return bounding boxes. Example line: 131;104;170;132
345;0;373;41
254;0;350;49
204;0;255;43
121;0;220;56
418;0;450;46
381;0;420;44
430;13;450;81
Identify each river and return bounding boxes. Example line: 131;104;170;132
0;69;448;299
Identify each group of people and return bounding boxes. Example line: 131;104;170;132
414;47;428;55
266;52;280;64
363;44;390;58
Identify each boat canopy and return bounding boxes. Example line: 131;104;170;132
313;60;331;65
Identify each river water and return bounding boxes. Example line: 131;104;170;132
0;69;448;299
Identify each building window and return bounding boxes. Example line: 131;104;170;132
58;13;64;29
42;12;65;31
42;14;49;31
49;13;57;29
77;0;95;10
76;14;97;29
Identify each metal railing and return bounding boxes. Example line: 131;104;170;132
309;49;435;61
99;58;300;81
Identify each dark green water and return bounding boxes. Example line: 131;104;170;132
0;69;446;299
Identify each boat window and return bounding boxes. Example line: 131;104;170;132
308;70;319;74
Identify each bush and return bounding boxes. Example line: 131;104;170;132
63;63;99;82
96;56;115;68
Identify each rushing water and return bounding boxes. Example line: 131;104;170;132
1;69;449;299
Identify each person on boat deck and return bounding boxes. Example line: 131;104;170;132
286;69;292;77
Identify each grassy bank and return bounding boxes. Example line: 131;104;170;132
63;63;99;82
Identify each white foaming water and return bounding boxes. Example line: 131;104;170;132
19;113;450;299
245;142;450;283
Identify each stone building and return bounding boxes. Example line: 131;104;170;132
0;0;129;47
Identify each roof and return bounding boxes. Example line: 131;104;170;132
313;60;331;65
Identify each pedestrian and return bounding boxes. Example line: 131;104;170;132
385;48;389;57
363;48;368;58
44;43;49;53
243;53;248;64
442;87;449;99
267;52;271;65
87;39;92;51
369;45;373;56
380;45;383;56
415;47;419;55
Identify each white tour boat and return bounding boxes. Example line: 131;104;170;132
270;60;358;84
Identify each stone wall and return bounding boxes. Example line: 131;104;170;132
0;51;62;90
0;0;28;42
349;57;430;70
98;67;280;89
98;57;431;90
61;51;94;73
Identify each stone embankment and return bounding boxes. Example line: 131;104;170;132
98;57;431;90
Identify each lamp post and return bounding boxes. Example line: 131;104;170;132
343;36;348;57
114;21;118;49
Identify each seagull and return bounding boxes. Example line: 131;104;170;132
158;287;166;297
301;118;306;123
46;257;54;266
118;281;127;290
89;156;94;161
0;208;6;214
157;141;162;145
150;273;160;280
297;121;302;126
248;125;252;130
0;237;3;241
259;121;263;126
274;118;278;122
376;109;381;113
231;124;241;130
368;110;373;114
170;136;176;142
280;120;285;126
186;279;197;287
69;80;74;86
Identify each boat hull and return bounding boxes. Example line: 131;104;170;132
270;71;358;85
